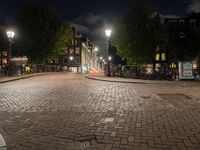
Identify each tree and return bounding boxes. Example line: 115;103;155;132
15;4;72;63
0;20;8;53
49;23;72;59
114;0;165;65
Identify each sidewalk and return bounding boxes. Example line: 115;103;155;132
85;71;199;84
0;73;46;84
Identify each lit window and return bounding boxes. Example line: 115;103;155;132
170;63;177;69
155;53;160;61
71;39;74;45
65;48;68;54
75;47;80;54
75;39;79;45
161;53;166;61
69;48;74;54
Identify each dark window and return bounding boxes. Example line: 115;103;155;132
75;57;80;64
64;58;68;64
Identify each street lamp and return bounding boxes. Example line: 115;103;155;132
108;56;112;61
69;56;74;61
94;47;98;52
6;30;15;76
92;46;98;68
104;28;112;76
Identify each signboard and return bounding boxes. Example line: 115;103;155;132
178;62;194;80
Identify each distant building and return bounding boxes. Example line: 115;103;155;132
51;27;98;74
165;16;197;64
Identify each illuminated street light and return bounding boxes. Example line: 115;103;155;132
7;31;15;39
100;56;103;60
6;30;15;76
108;56;112;61
69;56;73;61
104;27;112;76
105;28;112;38
94;47;98;52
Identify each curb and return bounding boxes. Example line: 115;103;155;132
85;75;162;84
0;73;46;84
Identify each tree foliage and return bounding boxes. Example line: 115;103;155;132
0;20;8;53
114;0;165;65
15;4;72;63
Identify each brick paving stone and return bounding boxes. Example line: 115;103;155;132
120;137;127;144
0;72;199;149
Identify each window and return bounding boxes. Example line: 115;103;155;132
75;47;80;54
63;58;68;64
75;39;78;45
69;48;74;54
71;39;74;45
65;48;68;54
170;63;176;69
155;53;160;61
161;53;166;61
75;57;80;64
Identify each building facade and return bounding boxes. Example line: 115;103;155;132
167;15;200;64
56;27;98;74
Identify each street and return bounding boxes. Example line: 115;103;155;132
0;72;200;150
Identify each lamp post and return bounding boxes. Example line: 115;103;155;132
6;30;15;76
69;56;74;61
99;56;103;70
104;28;112;76
93;46;98;69
69;56;74;72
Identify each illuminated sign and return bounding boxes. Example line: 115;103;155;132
179;62;194;80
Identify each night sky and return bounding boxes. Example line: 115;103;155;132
0;0;199;57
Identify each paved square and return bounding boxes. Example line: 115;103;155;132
0;72;200;149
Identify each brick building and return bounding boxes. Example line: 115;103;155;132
53;27;98;74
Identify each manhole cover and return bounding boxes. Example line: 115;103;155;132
158;94;191;100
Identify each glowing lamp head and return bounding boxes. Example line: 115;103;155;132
7;30;15;39
108;56;112;61
94;47;98;52
100;57;103;60
105;28;112;38
69;56;73;61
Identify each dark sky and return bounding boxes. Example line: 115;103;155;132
0;0;199;57
0;0;194;21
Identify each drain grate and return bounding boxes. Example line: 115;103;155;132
158;94;191;100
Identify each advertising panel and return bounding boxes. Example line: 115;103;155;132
178;62;194;80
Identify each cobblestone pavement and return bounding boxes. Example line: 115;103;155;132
0;72;200;150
